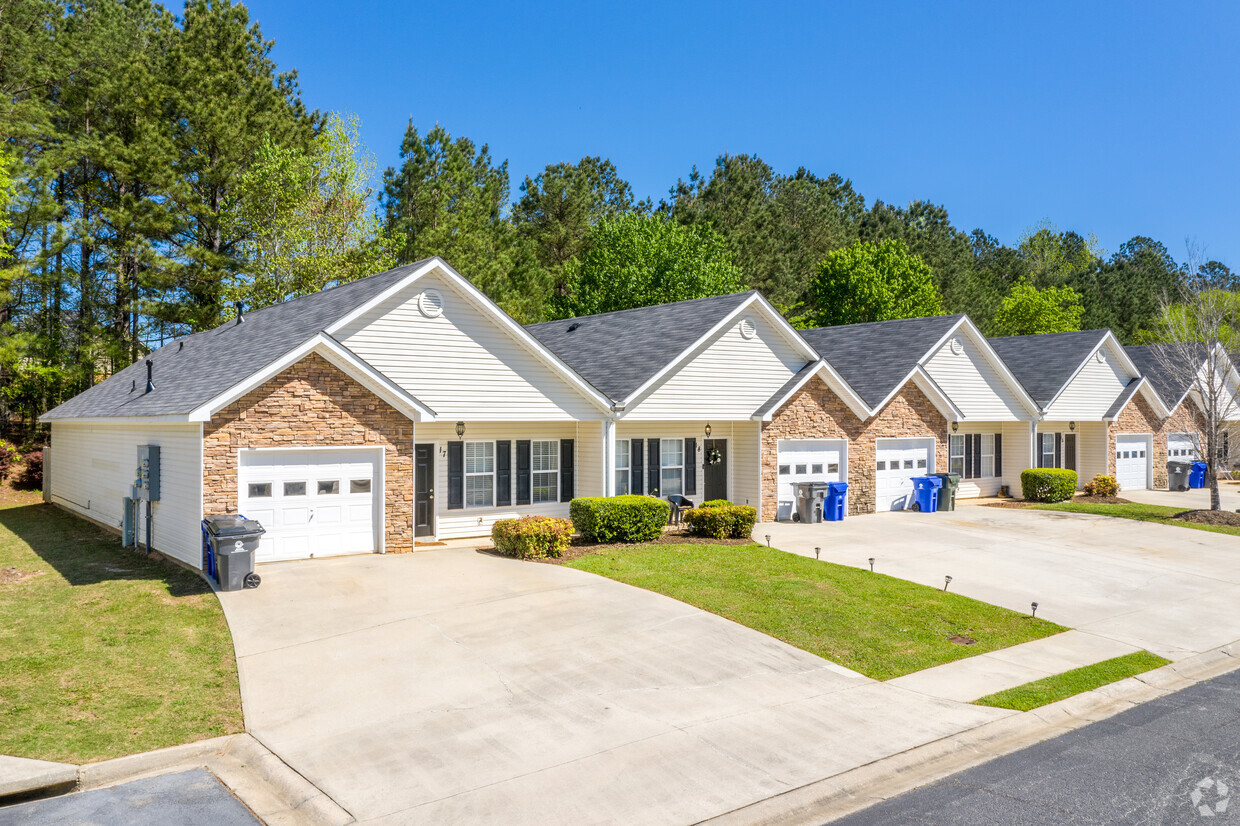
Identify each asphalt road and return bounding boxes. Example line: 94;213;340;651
0;768;259;825
832;668;1240;825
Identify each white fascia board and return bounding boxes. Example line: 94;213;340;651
753;359;871;422
750;292;825;363
911;367;964;422
1040;332;1116;413
948;317;1042;418
38;414;195;425
1104;377;1171;421
326;257;613;413
188;334;436;423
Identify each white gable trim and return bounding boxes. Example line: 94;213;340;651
187;334;437;423
753;359;871;422
1043;332;1139;413
941;318;1042;418
911;367;965;422
861;316;974;416
326;257;613;412
1104;377;1172;421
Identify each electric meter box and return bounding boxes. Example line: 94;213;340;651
136;445;160;501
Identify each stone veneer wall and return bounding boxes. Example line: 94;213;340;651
1109;393;1203;489
202;353;415;553
761;378;948;518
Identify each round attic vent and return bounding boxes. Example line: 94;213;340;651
1095;350;1106;364
418;289;444;318
739;318;757;340
949;337;964;356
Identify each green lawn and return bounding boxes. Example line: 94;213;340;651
975;651;1171;711
1029;501;1240;538
565;542;1065;681
0;494;242;763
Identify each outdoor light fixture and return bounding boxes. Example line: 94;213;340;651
868;557;875;572
944;575;953;591
455;421;466;439
814;546;821;559
1069;421;1076;431
704;423;712;437
1031;601;1039;617
951;421;959;433
765;534;771;547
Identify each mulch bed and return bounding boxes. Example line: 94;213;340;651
482;529;754;565
983;495;1132;509
1174;509;1240;527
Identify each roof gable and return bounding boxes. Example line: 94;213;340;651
1125;343;1207;411
988;330;1113;408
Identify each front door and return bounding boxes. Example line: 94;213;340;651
703;439;728;502
415;443;434;537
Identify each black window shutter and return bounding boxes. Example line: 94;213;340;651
963;434;974;480
994;434;1002;477
684;438;697;496
447;441;464;510
516;440;531;505
560;439;574;502
648;439;661;497
495;440;511;506
1055;433;1062;468
972;434;982;479
631;439;644;495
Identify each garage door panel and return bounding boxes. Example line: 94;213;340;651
1115;435;1150;491
775;439;845;520
876;438;934;512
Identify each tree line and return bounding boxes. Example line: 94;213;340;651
2;0;1234;430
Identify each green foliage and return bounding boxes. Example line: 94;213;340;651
1082;475;1119;497
698;499;733;508
0;440;19;483
13;450;43;491
809;239;943;325
569;495;670;543
975;651;1170;711
992;281;1084;336
490;516;572;559
555;214;744;317
1137;290;1240;348
1029;501;1240;539
1020;468;1078;502
1017;220;1101;285
1076;237;1183;343
682;505;757;539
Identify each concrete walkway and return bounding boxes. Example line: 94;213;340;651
218;550;1013;825
0;755;76;800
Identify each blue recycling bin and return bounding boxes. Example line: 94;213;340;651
201;521;217;583
909;476;942;512
1189;461;1208;489
825;481;849;521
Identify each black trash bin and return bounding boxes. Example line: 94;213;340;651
202;515;264;591
931;473;961;511
1167;461;1192;492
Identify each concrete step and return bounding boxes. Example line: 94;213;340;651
0;755;78;801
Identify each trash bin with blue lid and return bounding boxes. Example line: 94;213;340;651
824;481;848;521
908;476;942;512
1189;461;1208;489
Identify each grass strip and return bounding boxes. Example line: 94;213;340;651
974;650;1171;711
1029;501;1240;538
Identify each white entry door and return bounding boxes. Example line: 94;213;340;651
775;439;845;520
238;448;381;562
1167;432;1199;460
875;438;934;512
1115;435;1150;491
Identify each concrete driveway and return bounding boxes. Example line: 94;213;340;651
217;549;1009;825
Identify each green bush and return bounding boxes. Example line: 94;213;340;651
1021;468;1078;503
1082;474;1119;497
570;496;670;543
683;504;758;539
491;516;572;559
698;499;733;508
0;440;18;483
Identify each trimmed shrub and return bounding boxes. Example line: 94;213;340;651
13;450;43;491
698;499;733;508
1082;474;1119;497
570;495;670;543
1021;468;1078;503
683;504;758;539
491;516;572;559
0;440;18;483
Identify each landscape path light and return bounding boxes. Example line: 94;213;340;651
1031;601;1039;618
944;575;953;591
814;546;821;559
868;557;875;572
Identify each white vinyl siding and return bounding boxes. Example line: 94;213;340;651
335;271;602;421
48;422;204;568
924;331;1030;420
576;420;604;500
1035;421;1106;490
623;311;810;420
1044;344;1138;420
531;440;558;504
730;419;761;514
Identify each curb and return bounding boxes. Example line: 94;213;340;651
697;640;1240;825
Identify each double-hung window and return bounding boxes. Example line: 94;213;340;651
615;439;631;494
1041;433;1056;468
465;441;494;507
660;438;684;497
951;433;999;478
949;435;965;476
531;440;559;504
980;434;995;478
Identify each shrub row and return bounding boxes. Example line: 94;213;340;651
1082;474;1118;497
491;516;572;559
683;504;757;539
570;495;670;543
1020;468;1078;502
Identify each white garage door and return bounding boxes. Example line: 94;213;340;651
1115;435;1150;491
875;438;934;512
1168;432;1199;460
238;448;381;562
775;439;845;520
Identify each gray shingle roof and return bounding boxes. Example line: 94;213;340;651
1103;379;1144;419
798;315;965;410
1125;344;1204;409
753;360;821;419
42;261;432;420
988;330;1111;409
524;292;758;401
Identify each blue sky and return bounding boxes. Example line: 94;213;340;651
244;0;1240;267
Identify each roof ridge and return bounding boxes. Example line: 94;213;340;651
525;290;757;329
802;313;963;335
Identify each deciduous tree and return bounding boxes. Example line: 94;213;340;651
991;282;1084;336
809;239;942;326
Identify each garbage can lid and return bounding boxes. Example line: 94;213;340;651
204;514;266;536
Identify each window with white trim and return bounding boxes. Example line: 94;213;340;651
660;438;684;497
465;441;494;507
615;439;631;495
532;440;559;504
1041;433;1055;468
949;435;965;476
